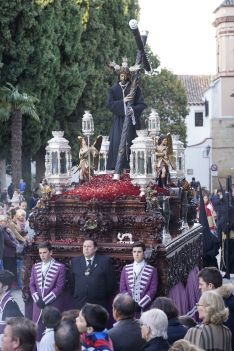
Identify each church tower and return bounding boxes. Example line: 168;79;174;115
210;0;234;185
214;0;234;76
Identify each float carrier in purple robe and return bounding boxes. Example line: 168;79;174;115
30;259;66;339
120;263;158;309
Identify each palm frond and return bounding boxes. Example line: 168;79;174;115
0;102;11;121
1;82;39;105
0;82;40;121
0;86;12;102
20;105;40;122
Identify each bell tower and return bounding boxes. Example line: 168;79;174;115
210;0;234;186
214;0;234;76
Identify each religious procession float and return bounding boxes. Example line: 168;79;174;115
24;20;202;316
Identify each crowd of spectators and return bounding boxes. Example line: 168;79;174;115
0;177;233;351
0;266;232;351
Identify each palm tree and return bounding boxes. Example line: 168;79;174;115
0;83;40;190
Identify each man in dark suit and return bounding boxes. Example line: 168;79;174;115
71;239;116;309
108;293;145;351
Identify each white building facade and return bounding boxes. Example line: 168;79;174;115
179;75;213;190
180;0;234;191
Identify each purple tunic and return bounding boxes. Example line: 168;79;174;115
30;259;66;339
120;263;158;309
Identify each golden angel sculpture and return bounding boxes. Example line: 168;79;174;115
34;178;54;208
155;133;176;188
77;135;103;183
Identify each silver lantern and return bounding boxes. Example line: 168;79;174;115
130;130;156;196
45;131;72;194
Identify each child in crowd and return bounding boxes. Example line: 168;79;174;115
15;209;27;234
76;303;113;351
38;306;61;351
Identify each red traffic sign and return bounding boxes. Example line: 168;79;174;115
211;164;218;171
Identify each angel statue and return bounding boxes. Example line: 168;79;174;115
77;135;103;183
155;133;176;188
34;178;54;208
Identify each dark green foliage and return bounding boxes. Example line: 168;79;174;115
0;0;84;160
0;0;188;183
0;83;39;188
141;50;188;145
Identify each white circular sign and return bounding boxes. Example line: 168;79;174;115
211;164;218;171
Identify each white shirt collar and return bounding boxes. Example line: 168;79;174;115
133;260;145;267
85;256;95;263
133;260;145;274
42;259;53;267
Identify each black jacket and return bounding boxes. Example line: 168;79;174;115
2;300;23;320
167;317;188;344
108;318;145;351
71;254;116;309
0;227;4;259
143;337;170;351
0;293;23;335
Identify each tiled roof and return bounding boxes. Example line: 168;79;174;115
215;0;234;11
177;75;213;105
222;0;234;5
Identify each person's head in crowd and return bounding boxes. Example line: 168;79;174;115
216;189;223;199
76;303;109;334
196;290;229;325
0;270;15;297
151;297;179;320
61;309;80;322
0;215;8;228
198;267;222;293
169;339;204;351
55;320;80;351
38;242;53;264
8;208;17;221
132;241;145;263
19;202;27;212
82;239;97;259
2;317;36;351
112;293;135;321
178;315;197;329
10;190;21;208
42;306;61;330
140;308;168;342
203;194;210;205
15;209;26;222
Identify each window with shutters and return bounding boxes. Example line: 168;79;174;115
195;112;203;127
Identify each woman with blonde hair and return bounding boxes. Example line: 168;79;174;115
184;290;232;350
169;339;204;351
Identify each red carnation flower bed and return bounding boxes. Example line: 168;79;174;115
63;174;141;202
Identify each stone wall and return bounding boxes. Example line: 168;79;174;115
211;117;234;188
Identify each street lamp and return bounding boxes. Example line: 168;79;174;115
205;145;211;192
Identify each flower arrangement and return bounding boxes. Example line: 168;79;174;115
63;174;140;202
